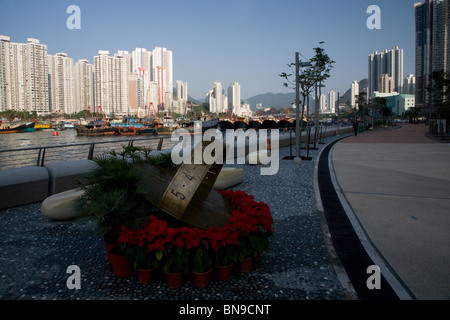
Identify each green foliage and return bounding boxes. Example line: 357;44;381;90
123;245;162;271
74;145;177;243
163;244;190;274
237;237;253;262
279;42;335;124
249;232;271;257
0;110;38;122
191;247;212;273
309;43;335;86
215;245;238;266
237;228;272;262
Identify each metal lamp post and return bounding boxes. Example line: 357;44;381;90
294;52;312;164
314;82;325;149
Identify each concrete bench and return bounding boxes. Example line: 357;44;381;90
44;160;98;195
0;166;49;210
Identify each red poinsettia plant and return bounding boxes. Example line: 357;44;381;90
117;189;273;276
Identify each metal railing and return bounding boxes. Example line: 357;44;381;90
0;125;353;171
0;136;173;170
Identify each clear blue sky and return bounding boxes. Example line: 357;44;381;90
0;0;418;101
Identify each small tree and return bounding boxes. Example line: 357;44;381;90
308;43;335;148
427;70;450;125
279;42;335;153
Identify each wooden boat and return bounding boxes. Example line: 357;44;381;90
218;119;234;131
154;123;175;135
114;126;138;136
262;119;279;129
23;121;36;132
233;116;248;130
248;119;263;130
35;122;53;131
75;123;116;136
137;127;158;135
0;122;26;134
278;118;294;129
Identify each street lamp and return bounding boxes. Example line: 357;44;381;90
314;82;325;149
294;52;312;164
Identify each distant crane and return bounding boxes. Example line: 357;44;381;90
96;105;106;122
148;102;160;124
156;66;165;111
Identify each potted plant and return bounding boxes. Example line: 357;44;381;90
124;243;163;285
248;228;272;263
109;244;132;278
74;146;175;263
237;236;254;272
136;250;163;285
74;151;149;254
191;247;213;288
163;244;190;288
214;244;237;281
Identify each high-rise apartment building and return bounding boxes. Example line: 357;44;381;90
130;48;150;108
228;82;241;116
351;81;359;109
48;53;74;114
415;0;450;106
368;46;404;97
128;72;145;113
207;81;228;114
0;36;50;113
151;47;173;111
327;90;336;113
147;81;159;117
94;50;129;116
24;38;50;113
3;39;27;112
0;35;12;111
1;37;181;117
380;74;395;93
74;59;94;113
173;80;188;115
319;93;327;114
403;74;416;95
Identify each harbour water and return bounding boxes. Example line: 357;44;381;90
0;129;175;170
1;128;112;150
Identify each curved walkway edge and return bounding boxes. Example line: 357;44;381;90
315;135;415;300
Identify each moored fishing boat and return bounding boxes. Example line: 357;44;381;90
23;121;36;132
262;119;279;129
137;127;158;135
248;119;263;130
75;122;117;136
0;122;26;134
233;116;248;130
35;121;53;131
218;119;234;131
278;118;294;130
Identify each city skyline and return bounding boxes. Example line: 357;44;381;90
0;0;418;101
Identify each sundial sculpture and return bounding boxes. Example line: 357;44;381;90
135;139;232;230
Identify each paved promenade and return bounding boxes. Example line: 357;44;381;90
330;123;450;300
0;133;349;303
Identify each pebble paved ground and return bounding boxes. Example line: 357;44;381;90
0;132;349;301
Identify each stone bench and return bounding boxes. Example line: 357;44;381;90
0;166;49;210
45;160;98;195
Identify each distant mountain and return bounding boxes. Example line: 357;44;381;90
188;96;203;105
189;78;369;110
244;79;368;110
245;92;296;109
338;78;369;105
